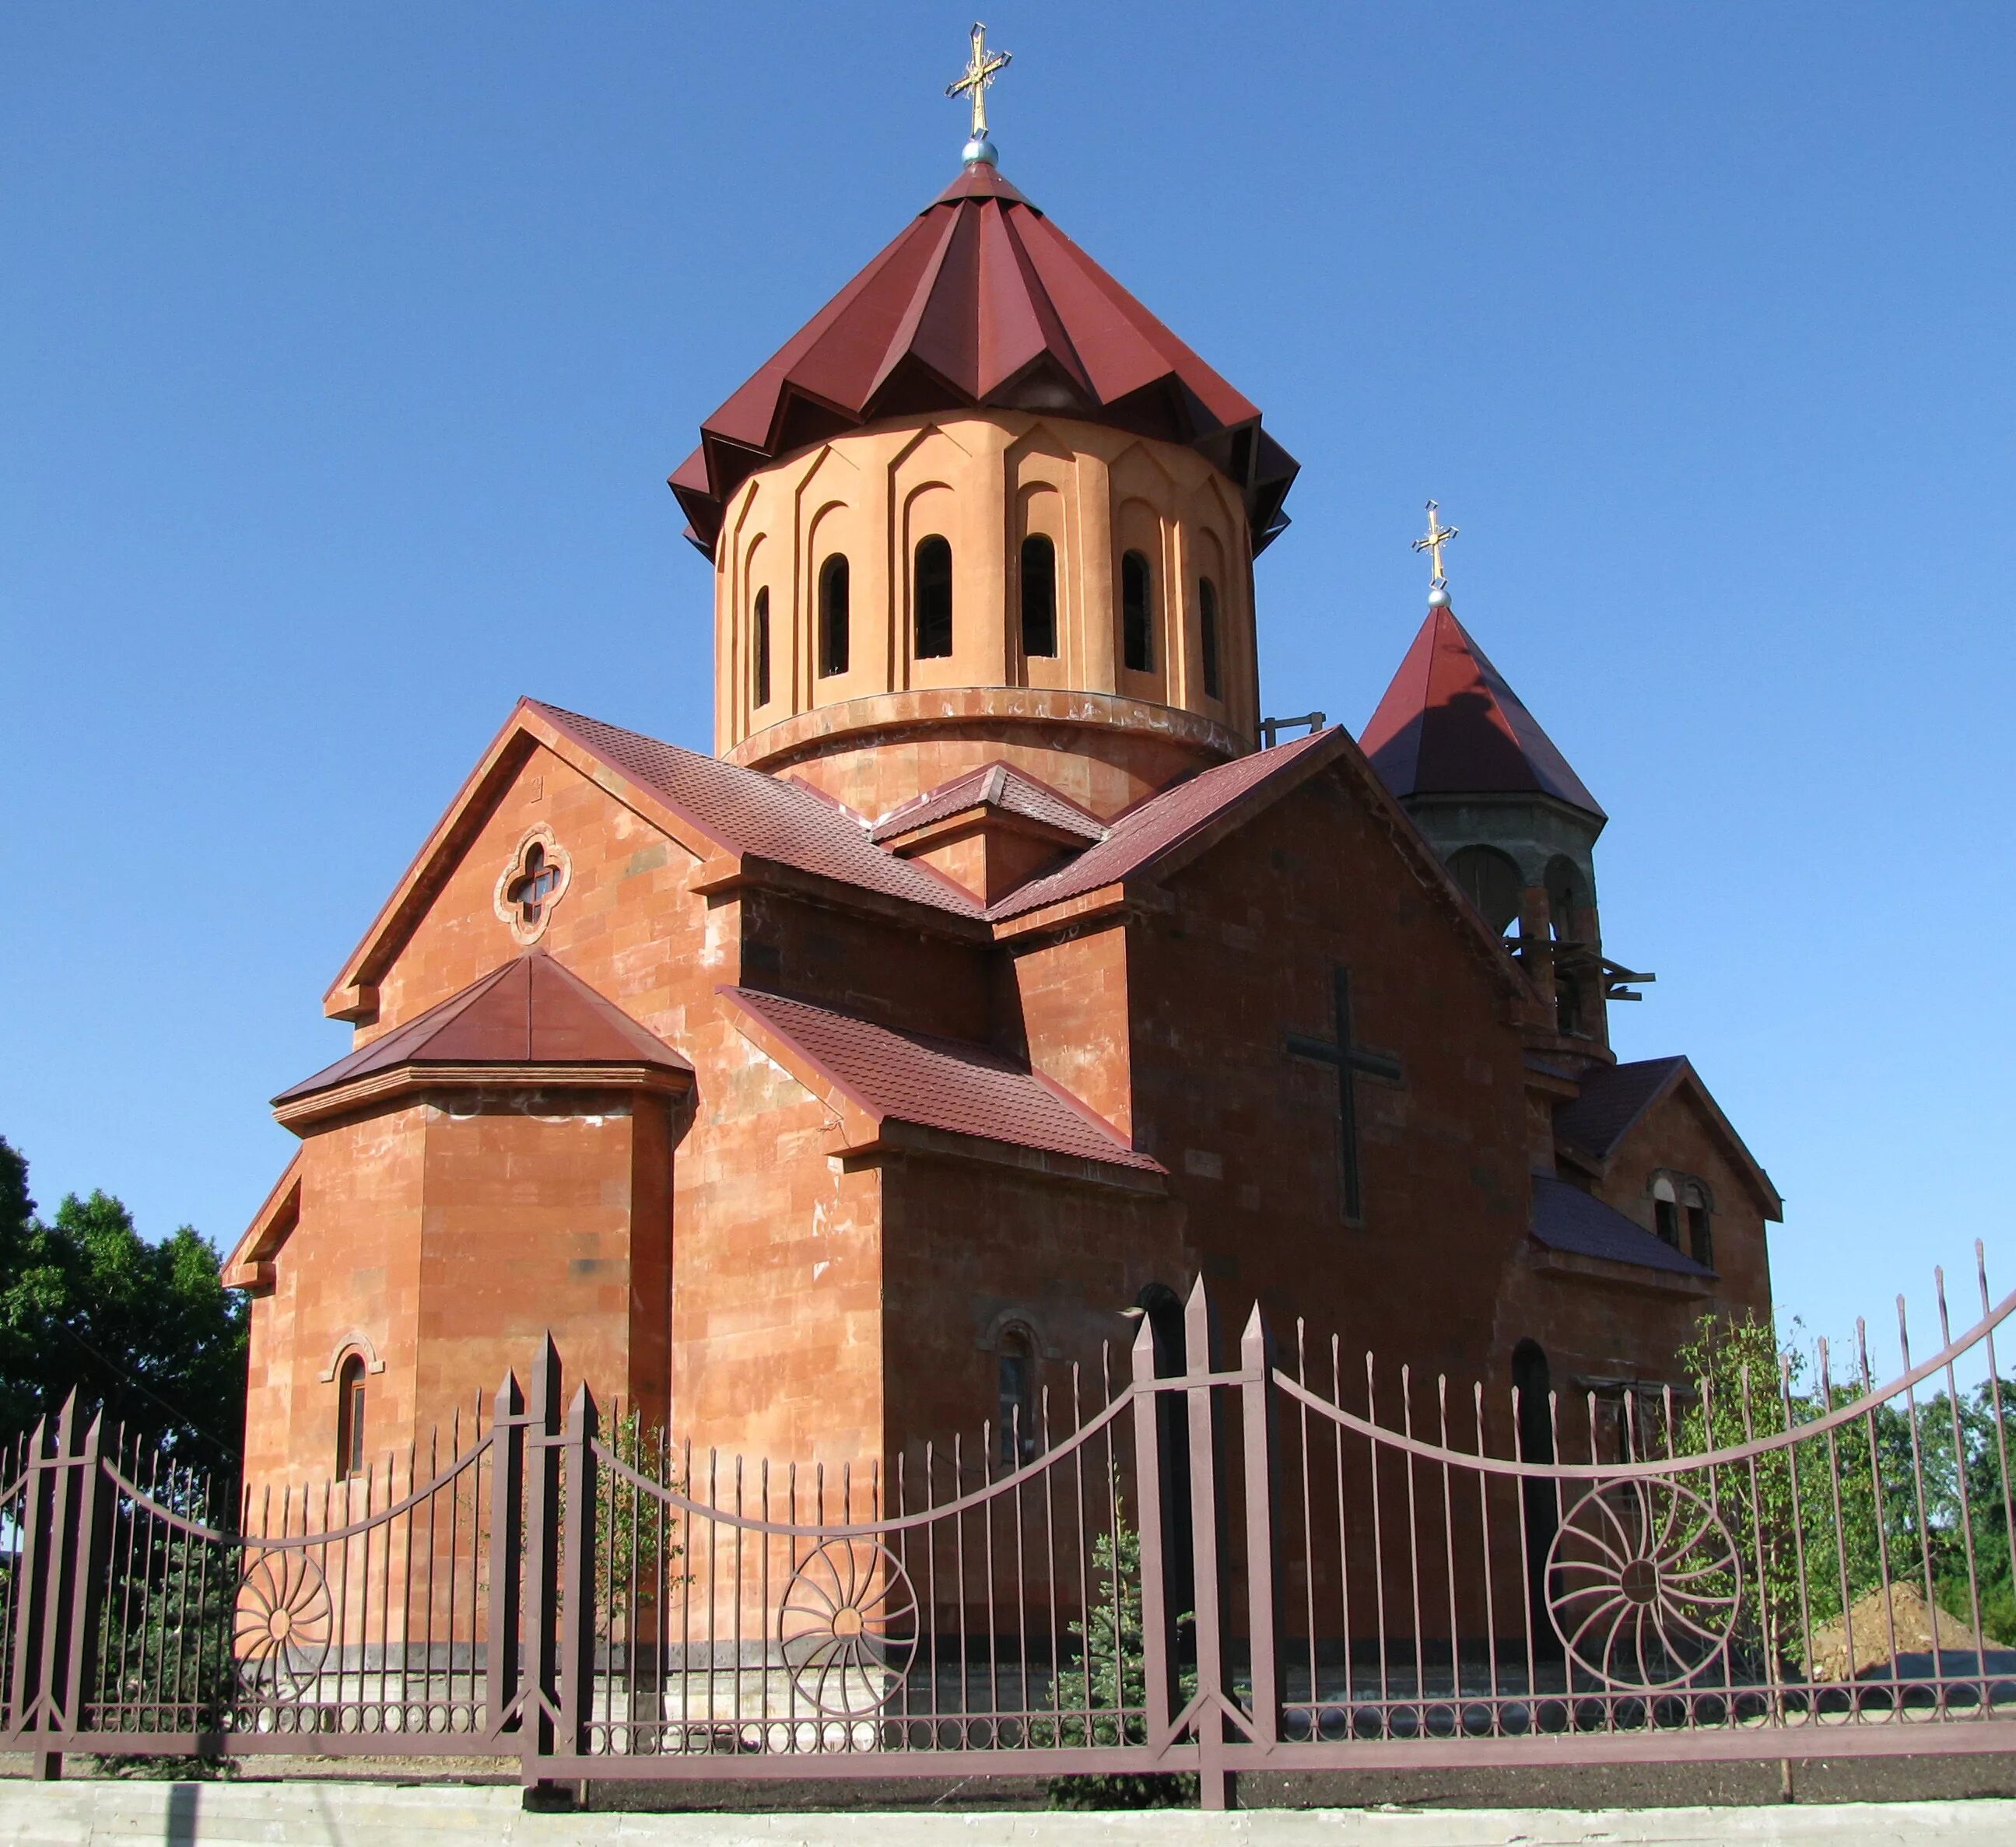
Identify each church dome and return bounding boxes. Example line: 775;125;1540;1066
668;164;1299;559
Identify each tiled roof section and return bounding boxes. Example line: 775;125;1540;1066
1554;1057;1688;1162
528;703;983;920
669;164;1297;559
722;985;1162;1174
276;951;691;1104
1360;603;1604;818
870;762;1108;846
1531;1176;1713;1277
987;727;1338;920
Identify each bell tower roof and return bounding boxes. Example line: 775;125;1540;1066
668;165;1299;558
1360;602;1604;820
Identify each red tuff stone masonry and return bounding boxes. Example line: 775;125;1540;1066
233;157;1780;1507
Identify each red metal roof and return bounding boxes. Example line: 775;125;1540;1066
277;950;691;1104
870;762;1108;846
721;985;1161;1174
987;726;1341;920
528;703;985;920
1360;604;1603;818
669;163;1298;558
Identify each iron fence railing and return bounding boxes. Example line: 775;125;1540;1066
5;1253;2016;1808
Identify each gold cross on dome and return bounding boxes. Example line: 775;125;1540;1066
1412;499;1458;587
946;22;1012;139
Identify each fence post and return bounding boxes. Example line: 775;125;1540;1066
558;1383;599;1761
1182;1279;1229;1813
520;1337;565;1784
5;1411;56;1765
1239;1303;1281;1755
1127;1318;1174;1758
486;1369;527;1746
54;1412;110;1751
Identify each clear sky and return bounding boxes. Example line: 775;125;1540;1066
5;2;2012;1377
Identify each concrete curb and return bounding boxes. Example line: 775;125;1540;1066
5;1781;2016;1845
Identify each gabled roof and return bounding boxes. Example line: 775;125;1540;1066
1531;1175;1714;1279
282;950;689;1112
669;163;1297;558
1361;602;1604;820
721;984;1162;1187
870;762;1108;846
1555;1056;1783;1221
987;725;1341;921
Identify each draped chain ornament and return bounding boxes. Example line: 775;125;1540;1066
233;1549;334;1696
778;1539;920;1717
1546;1477;1742;1691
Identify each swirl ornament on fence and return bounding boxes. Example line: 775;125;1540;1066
778;1538;920;1717
232;1549;333;1696
1546;1477;1741;1691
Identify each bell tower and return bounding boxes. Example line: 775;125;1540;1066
1361;511;1645;1067
668;92;1296;825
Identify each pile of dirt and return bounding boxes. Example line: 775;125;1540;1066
1807;1580;1993;1679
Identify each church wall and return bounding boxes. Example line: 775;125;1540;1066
243;1105;427;1491
1488;1249;1717;1410
1002;922;1134;1136
1124;767;1534;1385
668;997;885;1470
737;888;991;1042
876;1153;1184;1467
360;742;706;1046
1592;1088;1774;1326
414;1093;671;1432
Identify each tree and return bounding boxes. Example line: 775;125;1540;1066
0;1135;247;1481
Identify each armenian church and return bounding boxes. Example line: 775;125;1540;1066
226;41;1781;1495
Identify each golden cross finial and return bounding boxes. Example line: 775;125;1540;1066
1412;499;1458;588
946;22;1012;142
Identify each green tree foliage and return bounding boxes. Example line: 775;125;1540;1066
0;1134;247;1478
1674;1309;2016;1674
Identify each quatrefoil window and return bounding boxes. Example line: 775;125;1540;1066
493;829;572;945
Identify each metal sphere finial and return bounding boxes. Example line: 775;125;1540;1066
1427;584;1451;608
962;133;998;166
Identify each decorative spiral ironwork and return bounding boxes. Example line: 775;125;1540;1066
1546;1477;1740;1691
233;1548;333;1695
778;1539;919;1716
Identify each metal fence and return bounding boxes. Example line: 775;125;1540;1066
5;1251;2016;1809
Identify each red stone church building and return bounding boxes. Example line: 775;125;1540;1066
226;154;1781;1495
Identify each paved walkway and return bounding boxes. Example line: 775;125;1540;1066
5;1781;2016;1845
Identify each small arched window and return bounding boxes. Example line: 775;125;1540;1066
1651;1176;1681;1249
1682;1180;1714;1269
997;1330;1036;1466
913;535;953;659
1121;549;1153;672
819;555;850;678
1020;534;1057;658
1198;578;1222;699
335;1353;366;1479
752;586;771;710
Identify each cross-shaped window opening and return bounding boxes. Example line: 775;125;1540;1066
509;843;560;928
1285;967;1403;1223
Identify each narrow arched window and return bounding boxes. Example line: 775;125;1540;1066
335;1354;366;1479
913;535;952;659
1683;1181;1714;1269
752;586;771;709
1198;577;1222;699
818;555;850;678
1121;550;1153;671
997;1330;1036;1466
1020;534;1057;658
1651;1176;1681;1249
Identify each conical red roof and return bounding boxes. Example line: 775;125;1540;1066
1360;603;1603;819
669;164;1298;558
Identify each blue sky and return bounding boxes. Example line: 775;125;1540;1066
4;2;2012;1375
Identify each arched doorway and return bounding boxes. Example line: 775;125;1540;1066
1513;1340;1561;1658
1136;1284;1195;1660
